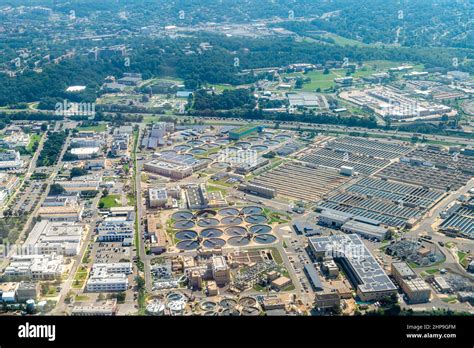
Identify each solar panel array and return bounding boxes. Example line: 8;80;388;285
348;177;444;209
320;190;422;228
324;137;412;160
440;205;474;239
300;147;390;175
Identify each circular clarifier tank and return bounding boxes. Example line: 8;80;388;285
251;145;268;152
224;226;247;237
249;224;272;234
175;230;198;240
239;297;257;307
174;144;191;152
189;147;207;155
221;216;243;226
203;238;226;249
274;134;291;142
211;162;230;169
216;139;230;145
200;301;218;311
173;220;195;229
245;214;267;224
160;150;177;156
241;306;260;316
235;142;251;149
200;228;224;238
176;239;200;250
228;236;251;247
241;206;263;215
202;143;219;150
220;308;241;316
219;207;240;216
263;140;280;147
201;135;216;142
219;298;237;309
254;234;277;244
197;218;220;227
187;140;204;146
172;211;194;220
248;136;264;142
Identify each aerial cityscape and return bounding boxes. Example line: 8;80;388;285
0;0;473;328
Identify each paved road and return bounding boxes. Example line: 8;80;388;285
133;127;153;292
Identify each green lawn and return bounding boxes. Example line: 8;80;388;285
27;133;41;152
77;124;107;132
99;194;122;209
289;70;343;91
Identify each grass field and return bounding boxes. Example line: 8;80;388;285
77;124;107;132
26;133;41;152
99;194;122;209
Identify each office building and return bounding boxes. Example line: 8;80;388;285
308;234;397;301
16;281;41;302
86;263;131;292
0;150;22;169
5;254;64;280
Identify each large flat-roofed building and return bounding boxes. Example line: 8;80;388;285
0;173;20;194
70;136;104;148
149;187;168;208
4;254;64;280
70;147;100;159
37;205;83;222
42;193;79;207
318;209;353;228
86;263;131;292
238;183;276;199
228;125;263;140
16;281;41;302
23;220;85;256
308;234;397;301
0;150;22;169
315;292;341;310
71;299;118;316
391;262;431;303
341;220;389;241
97;219;134;242
57;179;100;192
144;160;193;179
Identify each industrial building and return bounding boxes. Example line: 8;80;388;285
315;292;341;310
211;256;231;286
71;299;118;316
70;147;100;159
308;234;397;301
184;184;227;209
0;150;22;169
238;183;276;199
228;125;264;140
4;254;64;280
391;262;431;304
16;281;41;302
149;187;169;208
23;220;85;256
97;218;134;243
86;263;131;292
37;205;84;222
340;220;389;241
144;160;193;179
